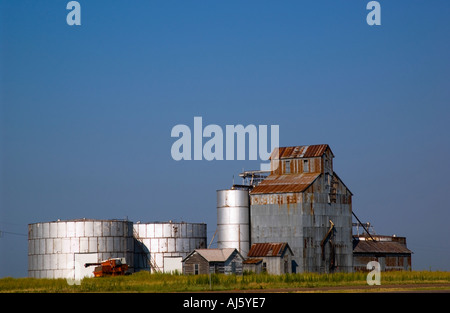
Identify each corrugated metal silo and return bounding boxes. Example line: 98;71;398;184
28;219;134;280
133;221;207;273
217;189;250;258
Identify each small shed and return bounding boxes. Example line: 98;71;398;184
353;235;412;271
182;248;244;275
244;242;294;274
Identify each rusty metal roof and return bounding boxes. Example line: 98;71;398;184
243;258;263;264
247;243;293;257
270;144;332;160
250;172;320;194
353;239;412;254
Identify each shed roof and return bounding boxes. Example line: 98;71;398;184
353;240;412;254
270;144;333;160
247;243;293;257
184;248;240;263
250;172;320;194
243;258;263;264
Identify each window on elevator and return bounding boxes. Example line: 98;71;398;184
303;159;309;173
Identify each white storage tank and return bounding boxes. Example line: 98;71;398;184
133;221;207;273
217;189;250;258
28;219;134;280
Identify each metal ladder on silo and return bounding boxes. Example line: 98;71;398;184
133;229;162;273
148;257;162;273
329;175;338;203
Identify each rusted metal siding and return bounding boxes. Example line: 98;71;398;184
246;243;293;274
271;145;332;159
243;259;263;274
250;145;353;273
250;184;353;272
251;173;320;195
301;176;353;273
352;236;412;271
271;157;322;175
250;173;352;205
269;145;334;176
247;242;292;257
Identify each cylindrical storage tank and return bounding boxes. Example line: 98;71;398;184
217;189;250;258
133;221;206;273
28;219;134;279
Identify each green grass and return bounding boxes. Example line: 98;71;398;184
1;271;449;293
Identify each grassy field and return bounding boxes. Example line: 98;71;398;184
1;271;450;293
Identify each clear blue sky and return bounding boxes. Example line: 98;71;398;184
1;0;449;277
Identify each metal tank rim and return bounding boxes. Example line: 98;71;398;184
133;221;206;225
28;218;132;225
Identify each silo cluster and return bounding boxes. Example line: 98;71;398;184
28;219;206;279
28;219;134;279
133;221;207;273
27;144;409;277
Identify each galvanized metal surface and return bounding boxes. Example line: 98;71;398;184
250;145;353;273
28;219;134;279
251;202;353;273
217;189;250;258
133;222;207;273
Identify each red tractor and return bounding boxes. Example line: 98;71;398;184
84;258;129;277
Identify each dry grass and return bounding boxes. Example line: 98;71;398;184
1;271;449;293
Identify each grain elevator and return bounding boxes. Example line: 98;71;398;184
217;144;354;273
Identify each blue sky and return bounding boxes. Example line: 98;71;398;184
1;0;450;277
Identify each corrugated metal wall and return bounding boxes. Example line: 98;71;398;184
28;219;134;279
133;222;207;273
217;189;250;258
250;173;353;273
